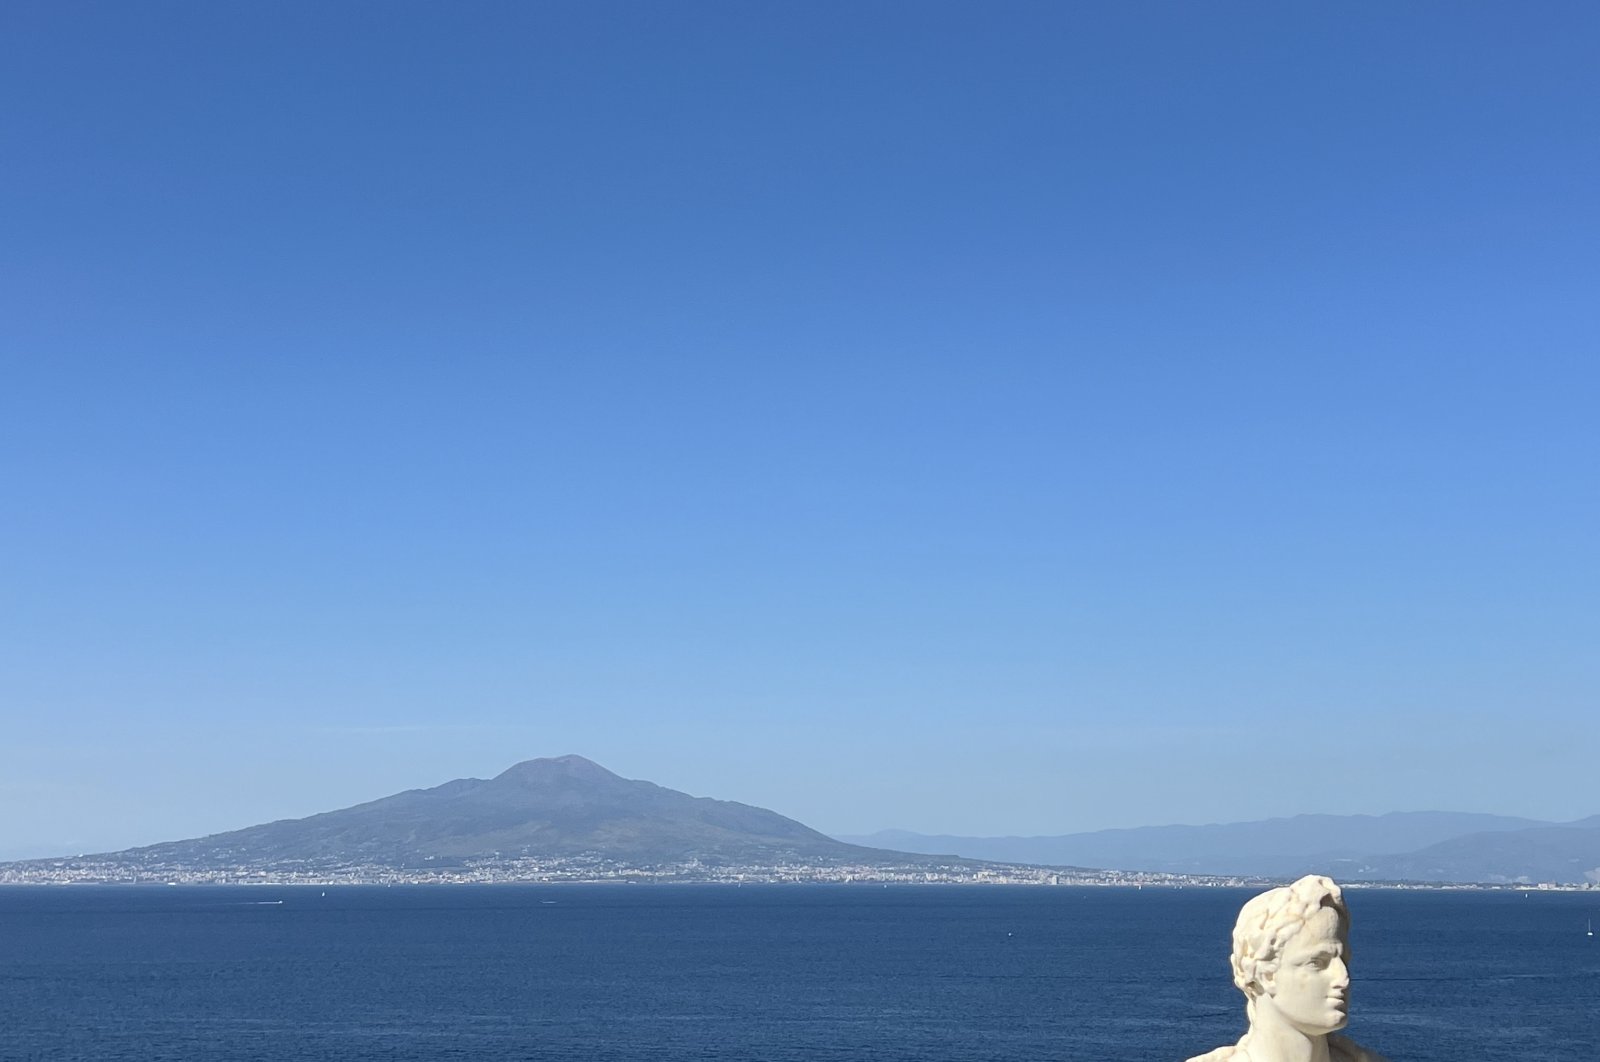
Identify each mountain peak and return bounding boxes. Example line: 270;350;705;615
492;755;623;785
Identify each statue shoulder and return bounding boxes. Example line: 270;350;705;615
1185;1047;1242;1062
1329;1033;1388;1062
1187;1036;1382;1062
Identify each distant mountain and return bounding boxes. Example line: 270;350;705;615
837;811;1600;883
86;756;904;869
23;761;1598;884
1349;825;1600;885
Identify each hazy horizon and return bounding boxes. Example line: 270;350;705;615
5;6;1597;861
3;752;1595;864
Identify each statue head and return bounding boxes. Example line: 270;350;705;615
1229;874;1352;1036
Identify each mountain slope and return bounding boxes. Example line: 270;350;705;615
112;755;890;867
1351;825;1600;885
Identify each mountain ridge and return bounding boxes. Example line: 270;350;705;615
837;811;1600;884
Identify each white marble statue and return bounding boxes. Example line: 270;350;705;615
1187;875;1389;1062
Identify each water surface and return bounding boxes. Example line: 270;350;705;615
2;884;1595;1061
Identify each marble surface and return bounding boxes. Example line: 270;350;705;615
1188;876;1389;1062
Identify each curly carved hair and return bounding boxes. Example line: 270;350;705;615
1229;874;1349;999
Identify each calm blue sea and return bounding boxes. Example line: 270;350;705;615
1;884;1595;1061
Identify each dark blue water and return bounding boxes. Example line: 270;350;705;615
1;884;1596;1061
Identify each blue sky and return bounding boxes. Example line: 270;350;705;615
3;3;1597;858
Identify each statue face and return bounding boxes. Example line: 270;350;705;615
1265;906;1351;1035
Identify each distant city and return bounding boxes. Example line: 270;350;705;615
8;853;1590;891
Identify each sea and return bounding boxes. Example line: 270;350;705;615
1;884;1595;1061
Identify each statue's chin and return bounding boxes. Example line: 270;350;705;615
1303;1013;1350;1036
1285;1009;1349;1038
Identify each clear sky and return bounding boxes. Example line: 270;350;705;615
3;3;1597;859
